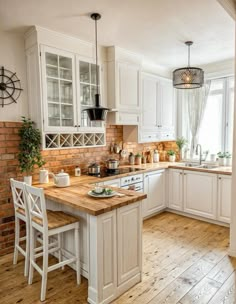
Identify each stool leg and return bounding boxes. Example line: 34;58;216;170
28;226;35;285
13;217;20;265
58;233;64;270
41;234;49;302
74;225;81;285
24;221;30;277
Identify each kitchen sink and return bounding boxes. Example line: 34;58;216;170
178;163;219;169
198;164;219;169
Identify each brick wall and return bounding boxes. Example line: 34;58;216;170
0;121;178;256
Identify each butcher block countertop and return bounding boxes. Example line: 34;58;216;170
36;183;147;216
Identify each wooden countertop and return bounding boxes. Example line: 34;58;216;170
37;183;147;216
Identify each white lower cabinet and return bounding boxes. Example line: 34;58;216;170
143;170;166;218
168;169;183;211
217;174;232;223
183;171;217;220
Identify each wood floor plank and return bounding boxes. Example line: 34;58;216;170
178;277;221;304
208;271;236;304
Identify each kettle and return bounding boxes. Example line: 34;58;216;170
50;170;70;187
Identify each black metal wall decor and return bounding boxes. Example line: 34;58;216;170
0;66;23;107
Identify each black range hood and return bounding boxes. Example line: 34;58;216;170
83;13;110;121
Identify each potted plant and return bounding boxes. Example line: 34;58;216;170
167;150;176;162
176;137;188;160
217;152;226;166
225;152;232;166
18;117;45;185
135;153;142;165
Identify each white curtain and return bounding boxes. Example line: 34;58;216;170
177;80;211;157
187;81;211;157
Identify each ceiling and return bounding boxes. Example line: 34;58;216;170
0;0;234;70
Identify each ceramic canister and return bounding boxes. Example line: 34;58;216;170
39;169;49;184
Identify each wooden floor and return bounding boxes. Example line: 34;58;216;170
1;212;236;304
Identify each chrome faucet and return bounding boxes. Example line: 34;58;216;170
195;144;202;165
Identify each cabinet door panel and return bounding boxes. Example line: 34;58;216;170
169;169;183;211
184;171;217;219
218;175;231;223
143;170;166;218
118;63;139;110
103;178;121;188
117;203;142;286
141;75;158;129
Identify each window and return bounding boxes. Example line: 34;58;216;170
179;76;234;155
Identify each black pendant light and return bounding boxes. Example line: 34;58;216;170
83;13;110;121
173;41;204;89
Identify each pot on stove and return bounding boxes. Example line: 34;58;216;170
88;163;100;175
106;159;120;170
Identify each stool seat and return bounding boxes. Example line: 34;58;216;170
33;210;79;229
16;207;26;216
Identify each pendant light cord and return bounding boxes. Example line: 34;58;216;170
95;17;99;95
188;44;190;67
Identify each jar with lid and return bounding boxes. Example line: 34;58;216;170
75;166;81;177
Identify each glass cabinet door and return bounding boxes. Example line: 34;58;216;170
44;50;75;129
79;60;102;128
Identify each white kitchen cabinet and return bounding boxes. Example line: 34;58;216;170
183;171;217;220
123;73;176;143
217;175;231;223
143;170;166;218
25;26;106;150
107;46;141;125
168;169;183;211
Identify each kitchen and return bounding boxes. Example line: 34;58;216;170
0;0;236;303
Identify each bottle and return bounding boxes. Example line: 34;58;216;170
75;166;81;177
153;150;159;163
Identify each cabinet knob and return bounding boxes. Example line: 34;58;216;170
219;177;222;180
180;172;182;175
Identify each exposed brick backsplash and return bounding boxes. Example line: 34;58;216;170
0;121;178;256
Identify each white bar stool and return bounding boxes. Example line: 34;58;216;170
10;178;30;277
25;184;81;302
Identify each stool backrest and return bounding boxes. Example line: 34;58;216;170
10;178;28;216
24;184;48;230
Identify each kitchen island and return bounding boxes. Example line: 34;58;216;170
37;182;147;304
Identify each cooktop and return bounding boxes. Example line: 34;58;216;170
88;167;144;178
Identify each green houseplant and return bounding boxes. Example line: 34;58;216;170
225;152;232;166
167;150;176;162
18;117;45;184
135;152;142;165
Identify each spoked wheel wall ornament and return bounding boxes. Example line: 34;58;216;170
0;66;23;107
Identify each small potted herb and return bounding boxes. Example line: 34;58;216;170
135;153;142;165
225;152;232;166
217;152;226;166
167;150;176;162
18;117;45;185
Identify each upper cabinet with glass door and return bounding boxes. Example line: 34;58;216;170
42;46;77;132
78;59;102;129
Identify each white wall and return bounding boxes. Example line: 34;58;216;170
0;31;28;121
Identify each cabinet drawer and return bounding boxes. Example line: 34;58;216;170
140;133;160;142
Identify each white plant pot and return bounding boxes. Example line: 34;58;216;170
169;155;176;162
24;176;32;185
225;158;232;166
218;158;226;166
